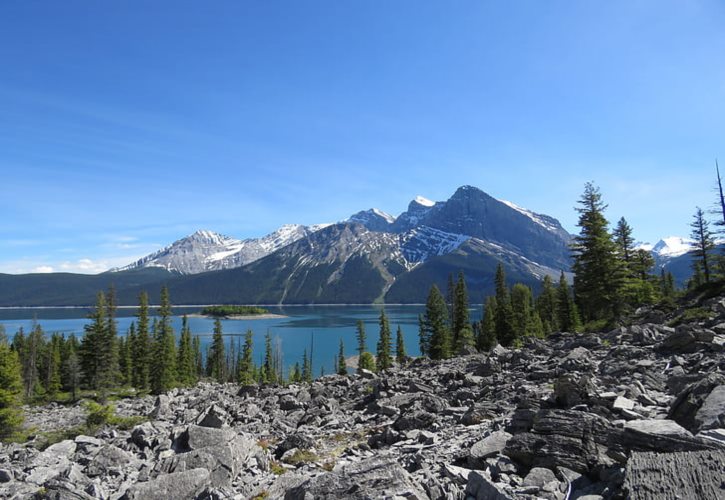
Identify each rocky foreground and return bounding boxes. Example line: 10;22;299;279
2;301;725;499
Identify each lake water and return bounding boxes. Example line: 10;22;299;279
0;306;482;377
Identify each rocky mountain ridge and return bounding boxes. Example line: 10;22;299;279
2;294;724;499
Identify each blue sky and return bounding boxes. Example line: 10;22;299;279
1;1;724;274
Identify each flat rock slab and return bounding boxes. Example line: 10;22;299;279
283;456;428;499
469;431;512;468
694;384;725;431
624;450;725;500
121;468;210;500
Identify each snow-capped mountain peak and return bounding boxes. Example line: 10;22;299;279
637;236;694;258
497;199;562;233
414;195;435;207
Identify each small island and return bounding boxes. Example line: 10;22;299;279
198;305;286;320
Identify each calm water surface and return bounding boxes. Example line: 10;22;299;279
0;306;482;376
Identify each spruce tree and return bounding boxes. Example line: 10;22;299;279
613;217;635;266
209;318;226;383
262;331;275;384
45;333;62;398
80;293;105;391
301;348;312;383
100;286;120;396
132;291;151;390
0;340;24;438
511;284;533;341
571;182;624;323
192;335;203;379
150;287;177;394
376;309;393;371
337;339;347;375
395;325;407;364
425;285;451;359
122;324;135;386
536;275;558;335
478;296;498;351
417;313;429;357
557;272;581;332
690;207;715;283
494;264;515;346
176;315;195;386
452;272;471;351
238;329;255;385
355;320;367;357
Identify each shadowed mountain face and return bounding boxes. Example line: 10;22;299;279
0;186;574;305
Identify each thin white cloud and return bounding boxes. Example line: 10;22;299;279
32;265;54;273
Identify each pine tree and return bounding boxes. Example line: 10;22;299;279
571;182;624;323
238;329;255;385
478;296;498;351
337;339;347;375
262;331;275;384
425;285;451;359
99;286;120;396
536;275;558;335
45;333;62;398
176;315;195;386
192;335;203;379
0;339;24;438
557;272;581;332
80;293;105;391
417;313;429;357
301;349;312;383
690;207;715;283
613;217;635;267
209;318;226;383
289;362;302;383
452;272;471;351
395;326;407;364
355;320;367;357
494;264;515;346
511;284;533;341
376;310;393;371
122;324;135;386
61;334;81;400
132;291;151;390
151;287;177;394
446;273;456;328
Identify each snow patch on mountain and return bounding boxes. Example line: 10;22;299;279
414;195;435;207
400;226;470;265
497;199;561;233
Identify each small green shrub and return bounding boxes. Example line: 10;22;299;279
283;449;319;465
270;461;286;475
85;401;115;428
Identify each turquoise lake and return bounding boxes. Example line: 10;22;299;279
0;306;482;377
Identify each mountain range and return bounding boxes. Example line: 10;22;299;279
0;185;697;306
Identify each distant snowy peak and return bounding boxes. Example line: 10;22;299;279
497;199;562;234
414;195;435;207
638;236;694;258
347;208;396;232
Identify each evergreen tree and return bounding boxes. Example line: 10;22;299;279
122;324;135;386
176;315;195;386
452;271;471;351
0;339;24;437
355;320;367;357
337;339;347;375
209;318;226;383
150;287;177;394
395;326;407;364
80;293;105;391
63;348;81;402
289;362;302;383
417;313;429;357
690;207;715;283
301;349;312;383
557;272;581;332
100;286;120;395
613;217;635;266
132;291;151;390
45;333;62;398
511;284;532;340
536;275;558;335
478;296;498;351
446;273;456;328
262;331;275;384
494;264;515;346
376;309;393;371
192;335;203;379
571;182;624;322
238;330;255;385
358;351;376;373
425;285;451;359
